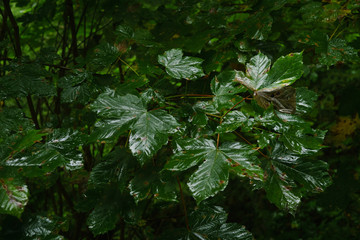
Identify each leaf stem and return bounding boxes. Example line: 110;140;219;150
217;96;250;148
166;94;214;99
177;175;190;231
233;131;268;158
118;57;139;76
205;113;221;118
330;17;344;40
125;130;131;148
222;96;250;119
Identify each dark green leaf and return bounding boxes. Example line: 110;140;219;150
243;12;273;40
0;108;33;139
88;149;135;190
89;43;120;71
158;49;204;80
0;177;28;218
299;2;323;23
262;52;303;91
24;215;66;239
86;186;122;236
165;138;216;171
220;142;262;181
319;38;358;66
245;52;271;90
163;205;253;240
216;111;253;133
1;129;47;162
116;25;134;39
90;91;145;139
3;149;65;176
280;127;326;155
188;148;230;203
141;88;165;105
211;71;245;111
61;84;93;104
236;52;303;92
92;91;179;164
264;159;301;214
129;165;177;203
129;109;178;164
257;131;277;149
91;90;145;120
166;138;259;203
189;102;209;127
0;63;56;98
296;87;317;114
58;70;92;88
44;128;83;170
264;143;331;214
88;119;127;142
5;129;84;173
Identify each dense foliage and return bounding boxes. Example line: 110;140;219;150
1;0;360;239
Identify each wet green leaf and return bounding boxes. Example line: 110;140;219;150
216;111;253;133
129;165;177;203
264;143;331;214
88;149;135;190
92;91;178;164
211;71;245;111
166;138;259;203
0;177;28;218
319;38;357;66
262;52;303;91
0;63;56;98
280;127;326;155
4;129;84;173
86;186;122;236
296;87;318;114
0;108;33;139
61;84;93;104
236;52;303;91
244;12;273;40
129;109;178;164
158;49;204;80
24;215;66;239
160;205;253;240
89;43;120;71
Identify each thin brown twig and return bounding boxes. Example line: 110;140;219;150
222;95;251;119
217;96;250;148
233;131;268;158
166;94;214;99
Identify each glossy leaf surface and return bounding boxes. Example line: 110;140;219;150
263;144;331;214
158;49;204;80
92;91;178;164
129;165;177;203
0;177;28;218
166;139;259;203
23;215;66;239
236;52;303;91
160;205;253;240
211;71;245;111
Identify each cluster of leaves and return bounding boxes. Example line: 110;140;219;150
0;0;359;239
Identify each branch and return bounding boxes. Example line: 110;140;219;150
65;0;78;62
26;95;40;129
3;0;22;58
0;8;8;42
217;96;250;148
